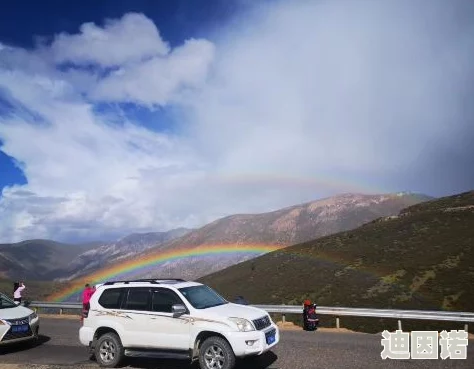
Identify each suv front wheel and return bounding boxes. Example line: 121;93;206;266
199;336;236;369
95;332;124;368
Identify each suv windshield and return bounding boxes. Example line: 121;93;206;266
0;292;17;309
178;285;228;309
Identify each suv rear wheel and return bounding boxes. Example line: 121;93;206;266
199;336;236;369
95;332;124;368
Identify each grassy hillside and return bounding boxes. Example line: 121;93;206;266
199;190;474;333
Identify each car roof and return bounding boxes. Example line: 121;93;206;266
98;279;203;290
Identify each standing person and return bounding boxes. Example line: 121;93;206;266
302;299;311;330
81;284;95;322
13;282;19;297
13;281;26;305
302;299;319;331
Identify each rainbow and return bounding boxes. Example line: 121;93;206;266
48;244;284;302
49;244;437;307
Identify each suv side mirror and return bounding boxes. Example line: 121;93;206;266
172;304;187;318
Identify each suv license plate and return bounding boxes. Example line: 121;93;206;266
12;324;29;333
266;333;275;345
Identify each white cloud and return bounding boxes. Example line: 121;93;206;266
91;38;215;107
51;12;170;67
0;0;473;243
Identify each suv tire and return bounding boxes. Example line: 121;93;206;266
94;332;124;368
199;336;236;369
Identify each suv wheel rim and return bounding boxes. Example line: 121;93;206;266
99;340;116;363
204;345;225;369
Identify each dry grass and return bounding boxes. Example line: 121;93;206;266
276;320;361;334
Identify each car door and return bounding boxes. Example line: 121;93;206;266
148;287;191;351
119;287;153;346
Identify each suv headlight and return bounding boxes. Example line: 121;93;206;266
29;312;38;322
228;317;255;332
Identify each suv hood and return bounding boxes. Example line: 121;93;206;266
0;305;33;320
198;303;268;321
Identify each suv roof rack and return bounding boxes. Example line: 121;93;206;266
154;278;187;282
102;278;187;286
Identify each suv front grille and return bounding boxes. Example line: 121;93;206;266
252;315;271;330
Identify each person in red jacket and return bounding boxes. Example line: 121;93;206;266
81;284;95;321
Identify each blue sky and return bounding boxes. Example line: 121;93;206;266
0;0;244;48
0;0;473;243
0;0;251;189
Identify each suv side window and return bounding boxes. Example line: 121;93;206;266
123;288;151;311
152;288;185;313
98;288;127;309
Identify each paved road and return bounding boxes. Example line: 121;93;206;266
0;318;472;369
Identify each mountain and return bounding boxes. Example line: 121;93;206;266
0;239;98;280
53;228;193;281
163;192;432;246
71;192;432;283
0;228;192;281
198;190;474;333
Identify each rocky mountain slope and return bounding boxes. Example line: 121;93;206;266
0;228;192;281
68;192;432;283
166;192;432;246
198;190;474;333
0;239;98;280
53;228;193;281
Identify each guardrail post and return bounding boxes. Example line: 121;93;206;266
282;314;286;323
398;320;402;330
336;317;340;329
464;324;468;333
34;307;38;313
60;308;63;315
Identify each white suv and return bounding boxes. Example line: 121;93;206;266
79;279;279;368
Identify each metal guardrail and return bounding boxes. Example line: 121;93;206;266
254;305;474;323
27;301;474;331
28;301;84;310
